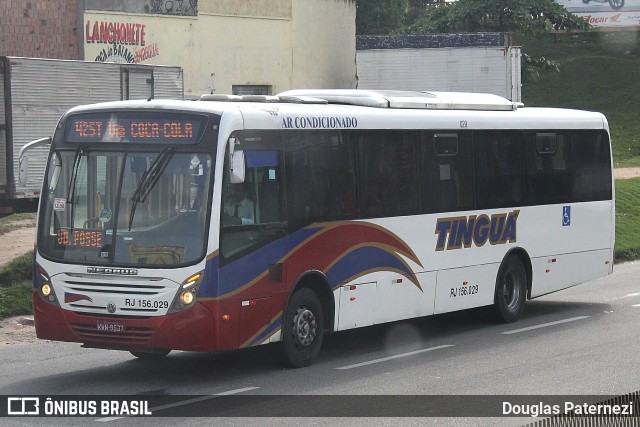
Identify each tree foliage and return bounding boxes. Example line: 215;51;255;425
356;0;409;35
356;0;590;82
406;0;589;35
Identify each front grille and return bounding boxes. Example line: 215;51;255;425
70;322;155;344
62;273;168;297
53;272;176;315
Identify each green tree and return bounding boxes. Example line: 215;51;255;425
356;0;409;35
406;0;590;81
406;0;589;34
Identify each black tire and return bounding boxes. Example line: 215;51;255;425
130;349;171;359
492;255;527;323
609;0;624;10
280;288;324;368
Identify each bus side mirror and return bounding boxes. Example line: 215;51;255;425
230;150;245;184
18;137;52;187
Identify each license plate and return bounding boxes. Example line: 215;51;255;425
96;320;125;334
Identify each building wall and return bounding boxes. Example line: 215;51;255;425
291;0;356;90
357;47;521;101
356;33;522;102
0;0;80;59
82;0;357;97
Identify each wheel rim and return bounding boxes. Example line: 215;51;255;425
502;269;522;311
292;306;317;347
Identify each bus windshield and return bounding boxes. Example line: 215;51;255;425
37;148;213;267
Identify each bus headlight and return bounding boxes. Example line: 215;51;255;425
41;283;52;297
180;290;195;305
168;271;203;314
36;264;59;306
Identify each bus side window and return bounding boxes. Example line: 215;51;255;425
220;131;287;261
525;132;570;205
419;131;474;214
571;130;612;202
357;131;419;218
284;131;357;229
473;131;524;209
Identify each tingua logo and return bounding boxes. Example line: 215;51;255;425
435;210;520;251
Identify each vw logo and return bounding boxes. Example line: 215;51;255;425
107;302;117;314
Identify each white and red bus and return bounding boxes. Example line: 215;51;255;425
29;90;614;367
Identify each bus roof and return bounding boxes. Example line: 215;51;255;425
62;90;608;132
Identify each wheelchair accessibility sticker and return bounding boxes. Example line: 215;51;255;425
562;206;571;227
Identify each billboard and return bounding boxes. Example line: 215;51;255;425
556;0;640;28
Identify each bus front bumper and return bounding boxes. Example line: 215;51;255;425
33;291;216;352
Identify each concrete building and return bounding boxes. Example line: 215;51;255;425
1;0;357;98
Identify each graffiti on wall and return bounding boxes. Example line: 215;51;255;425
85;0;198;16
86;19;160;64
144;0;198;16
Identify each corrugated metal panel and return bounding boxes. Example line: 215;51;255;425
5;58;184;200
0;129;6;191
153;66;184;99
357;47;514;101
509;47;522;103
0;65;6;190
10;58;124;198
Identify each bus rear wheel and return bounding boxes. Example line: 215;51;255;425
492;255;527;323
280;288;324;368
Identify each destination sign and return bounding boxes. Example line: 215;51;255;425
57;228;104;248
65;112;207;144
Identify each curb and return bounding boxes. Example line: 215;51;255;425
19;316;34;326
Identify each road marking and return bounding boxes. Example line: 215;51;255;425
336;345;454;370
632;304;640;307
96;386;260;422
501;316;590;335
624;293;640;298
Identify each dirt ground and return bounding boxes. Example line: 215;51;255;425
0;225;36;270
0;315;38;346
614;167;640;179
0;224;37;345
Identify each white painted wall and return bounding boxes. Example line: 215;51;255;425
357;46;522;102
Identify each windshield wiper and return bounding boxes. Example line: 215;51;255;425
128;147;174;230
66;146;84;204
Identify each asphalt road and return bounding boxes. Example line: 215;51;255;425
1;261;639;426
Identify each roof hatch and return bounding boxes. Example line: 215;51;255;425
199;90;522;111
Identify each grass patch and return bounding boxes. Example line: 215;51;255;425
0;252;34;289
0;212;36;236
614;177;640;262
519;32;640;167
0;282;32;320
0;252;34;320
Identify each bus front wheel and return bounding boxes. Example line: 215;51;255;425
492;255;527;323
280;288;325;368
